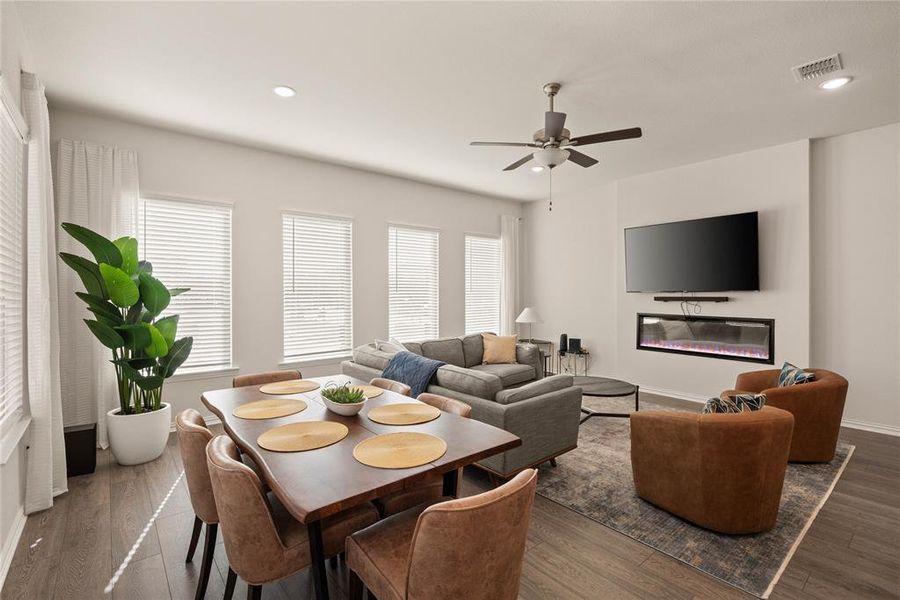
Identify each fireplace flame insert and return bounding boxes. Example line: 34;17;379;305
637;313;774;364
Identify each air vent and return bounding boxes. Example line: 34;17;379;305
791;54;842;82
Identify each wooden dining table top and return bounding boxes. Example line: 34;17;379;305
201;374;521;524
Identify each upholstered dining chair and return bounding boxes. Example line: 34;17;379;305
232;369;301;388
373;393;472;517
369;377;412;397
347;468;538;600
175;409;221;600
205;435;379;600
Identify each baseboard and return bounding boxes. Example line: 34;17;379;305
0;504;27;591
168;413;222;433
639;385;708;404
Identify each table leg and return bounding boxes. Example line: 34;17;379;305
307;520;329;600
442;469;459;497
635;385;640;412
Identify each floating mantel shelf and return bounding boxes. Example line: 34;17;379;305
653;296;730;303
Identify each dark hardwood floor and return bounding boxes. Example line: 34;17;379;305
3;396;898;600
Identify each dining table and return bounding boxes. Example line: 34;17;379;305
202;374;522;600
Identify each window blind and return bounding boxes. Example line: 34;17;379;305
465;235;501;335
0;103;26;436
138;198;232;371
282;213;353;361
389;226;439;341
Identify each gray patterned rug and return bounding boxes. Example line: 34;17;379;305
535;397;854;598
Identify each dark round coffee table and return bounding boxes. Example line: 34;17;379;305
573;376;639;423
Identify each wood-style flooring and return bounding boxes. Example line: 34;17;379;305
3;395;898;600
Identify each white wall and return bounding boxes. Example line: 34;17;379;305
49;108;523;424
810;124;900;433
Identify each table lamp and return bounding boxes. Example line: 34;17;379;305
515;307;543;343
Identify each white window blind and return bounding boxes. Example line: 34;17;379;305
138;198;232;372
389;226;439;341
465;235;501;335
282;213;353;361
0;101;26;437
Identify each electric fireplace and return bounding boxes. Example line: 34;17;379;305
637;313;774;364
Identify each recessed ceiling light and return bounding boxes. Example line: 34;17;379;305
819;77;852;90
531;165;545;172
273;85;296;98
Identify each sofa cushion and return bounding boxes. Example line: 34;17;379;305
481;333;518;364
403;341;423;356
352;344;394;371
420;337;465;367
460;334;484;368
494;374;574;405
470;363;535;388
434;365;502;400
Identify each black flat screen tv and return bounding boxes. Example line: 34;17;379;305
625;212;759;293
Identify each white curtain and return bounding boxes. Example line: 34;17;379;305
22;73;68;512
499;214;521;336
55;138;139;448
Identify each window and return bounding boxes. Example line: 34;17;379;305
282;213;353;361
464;235;501;334
138;197;232;372
0;96;26;439
389;226;439;341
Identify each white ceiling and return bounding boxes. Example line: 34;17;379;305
18;1;900;201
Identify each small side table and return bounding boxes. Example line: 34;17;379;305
573;376;639;423
559;350;591;376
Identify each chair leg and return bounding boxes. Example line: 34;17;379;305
224;567;237;600
348;569;364;600
185;515;203;562
194;523;218;600
549;458;558;467
246;585;262;600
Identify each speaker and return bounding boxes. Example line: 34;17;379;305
568;337;582;353
559;333;567;356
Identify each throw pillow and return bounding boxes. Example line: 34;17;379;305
702;396;742;414
481;333;518;364
778;362;815;387
719;391;767;412
375;338;407;353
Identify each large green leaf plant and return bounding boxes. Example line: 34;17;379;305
59;223;193;415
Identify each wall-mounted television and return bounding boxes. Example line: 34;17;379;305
625;212;759;293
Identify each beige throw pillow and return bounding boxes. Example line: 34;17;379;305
482;333;518;364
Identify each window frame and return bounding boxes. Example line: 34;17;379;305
387;223;441;341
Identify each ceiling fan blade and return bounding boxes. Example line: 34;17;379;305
566;149;598;168
544;111;567;140
470;141;540;147
569;127;642;147
503;154;534;171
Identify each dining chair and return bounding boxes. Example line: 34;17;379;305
232;369;301;388
369;377;412;397
174;409;221;600
347;468;538;600
205;435;380;600
373;393;471;517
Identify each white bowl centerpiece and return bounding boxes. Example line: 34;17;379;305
321;382;368;416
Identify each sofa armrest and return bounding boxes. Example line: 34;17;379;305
516;343;544;380
495;374;573;405
352;344;395;371
630;412;702;515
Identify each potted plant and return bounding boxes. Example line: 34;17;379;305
59;223;193;465
321;382;367;416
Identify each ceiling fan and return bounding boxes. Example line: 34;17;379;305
471;82;642;171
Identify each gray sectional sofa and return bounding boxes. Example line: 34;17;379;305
341;333;582;477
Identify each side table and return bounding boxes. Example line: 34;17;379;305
573;376;639;423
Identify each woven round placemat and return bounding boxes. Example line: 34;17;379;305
233;398;307;420
353;432;447;469
350;385;384;399
257;421;349;452
367;403;441;425
259;379;321;395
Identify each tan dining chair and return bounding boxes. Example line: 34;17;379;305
205;435;379;600
232;369;301;388
369;377;412;397
347;468;538;600
373;393;472;517
175;409;221;600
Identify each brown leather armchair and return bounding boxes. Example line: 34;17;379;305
631;407;794;534
729;368;848;462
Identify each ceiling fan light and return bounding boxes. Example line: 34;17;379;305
534;147;570;168
531;165;545;172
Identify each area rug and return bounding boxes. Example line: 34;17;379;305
535;398;854;598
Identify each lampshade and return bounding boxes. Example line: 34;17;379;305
515;307;543;324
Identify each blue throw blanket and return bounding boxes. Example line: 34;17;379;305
381;351;445;398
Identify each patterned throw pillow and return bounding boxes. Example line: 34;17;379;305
702;396;742;414
704;393;767;414
729;392;767;411
778;362;815;387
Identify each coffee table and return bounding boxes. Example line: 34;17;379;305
573;376;639;422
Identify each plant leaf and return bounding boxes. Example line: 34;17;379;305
61;222;122;268
169;287;190;297
115;324;152;351
84;319;125;349
119;363;164;390
160;337;192;378
154;315;179;348
60;253;107;298
99;263;140;308
137;260;153;274
112;357;157;370
138;272;171;316
142;323;169;358
113;237;139;276
76;292;123;325
125;301;144;324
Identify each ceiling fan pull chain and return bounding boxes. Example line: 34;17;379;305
548;170;553;212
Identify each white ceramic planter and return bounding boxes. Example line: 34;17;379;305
323;396;367;416
107;403;172;466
